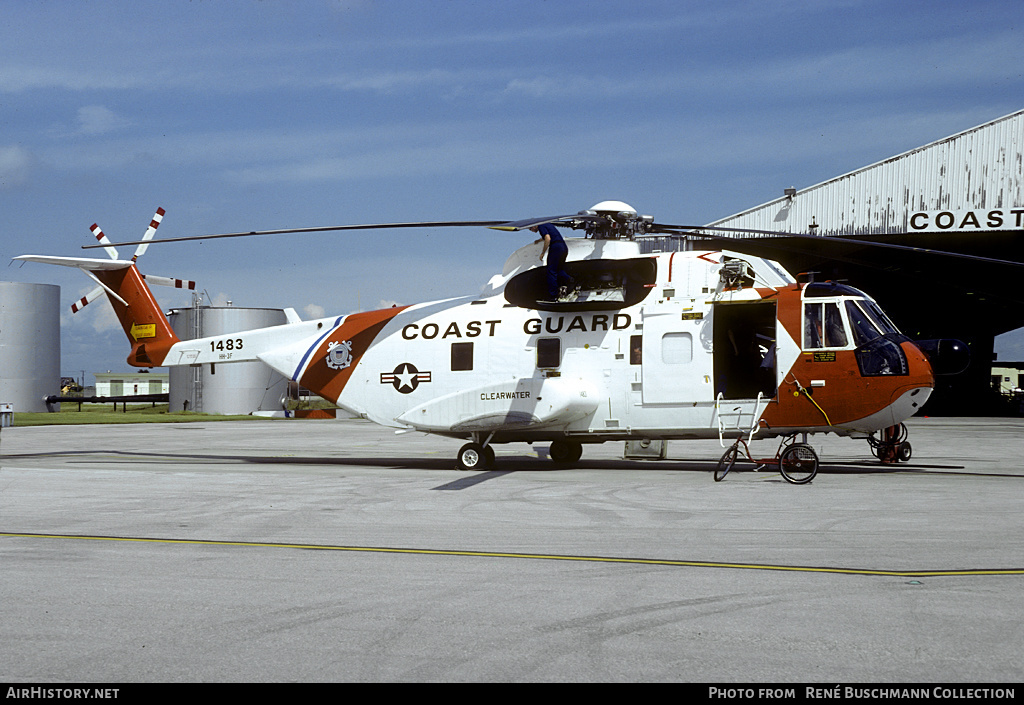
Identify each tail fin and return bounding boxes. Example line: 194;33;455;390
13;255;181;367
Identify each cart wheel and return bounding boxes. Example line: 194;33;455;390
715;445;739;482
779;443;818;484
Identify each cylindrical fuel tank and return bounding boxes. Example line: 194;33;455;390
167;306;290;415
0;282;61;413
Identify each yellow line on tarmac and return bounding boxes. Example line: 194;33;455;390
2;532;1022;577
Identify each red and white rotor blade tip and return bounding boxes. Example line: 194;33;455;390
72;275;193;314
71;286;104;313
133;207;165;260
142;274;196;290
90;224;119;260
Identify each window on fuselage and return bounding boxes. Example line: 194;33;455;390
661;332;693;364
630;335;642;365
803;301;849;349
537;337;561;368
451;342;473;371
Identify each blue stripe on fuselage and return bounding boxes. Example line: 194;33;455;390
291;316;345;381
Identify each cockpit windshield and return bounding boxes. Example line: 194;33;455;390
804;294;908;375
861;300;900;335
804;296;903;350
845;299;900;346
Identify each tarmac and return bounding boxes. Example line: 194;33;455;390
1;416;1022;683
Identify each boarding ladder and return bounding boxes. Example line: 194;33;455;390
716;392;765;447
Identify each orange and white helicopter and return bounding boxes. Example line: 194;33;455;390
16;201;970;481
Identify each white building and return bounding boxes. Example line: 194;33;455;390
94;372;169;397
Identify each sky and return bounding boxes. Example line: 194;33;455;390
2;0;1022;381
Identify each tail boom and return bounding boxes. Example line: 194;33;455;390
91;265;181;366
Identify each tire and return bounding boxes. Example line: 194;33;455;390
897;441;912;462
779;443;818;484
457;442;491;471
549;440;583;464
715;445;738;482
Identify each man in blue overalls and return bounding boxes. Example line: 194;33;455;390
530;223;574;301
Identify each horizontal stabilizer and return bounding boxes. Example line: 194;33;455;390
14;255;134;271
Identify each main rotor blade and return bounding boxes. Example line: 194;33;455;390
652;224;1024;269
82;220;510;249
489;213;604;231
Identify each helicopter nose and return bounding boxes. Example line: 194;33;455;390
915;339;970;376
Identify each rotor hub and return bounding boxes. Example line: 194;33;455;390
574;201;654;239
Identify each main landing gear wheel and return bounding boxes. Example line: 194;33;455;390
779;443;818;484
715;445;739;482
549;440;583;464
457;442;495;471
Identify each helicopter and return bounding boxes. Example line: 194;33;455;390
16;200;971;478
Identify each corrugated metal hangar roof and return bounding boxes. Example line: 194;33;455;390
676;109;1024;413
709;109;1023;237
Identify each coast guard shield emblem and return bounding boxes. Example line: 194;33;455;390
326;340;354;370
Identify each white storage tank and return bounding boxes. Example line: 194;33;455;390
167;305;290;415
0;282;61;413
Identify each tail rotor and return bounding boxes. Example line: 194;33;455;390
132;207;164;261
73;208;194;314
89;223;120;260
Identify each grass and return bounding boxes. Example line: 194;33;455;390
10;403;275;427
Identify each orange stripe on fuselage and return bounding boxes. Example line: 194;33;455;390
298;306;410;403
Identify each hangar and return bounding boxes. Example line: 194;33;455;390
689;109;1024;413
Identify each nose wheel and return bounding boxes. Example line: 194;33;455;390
868;424;911;464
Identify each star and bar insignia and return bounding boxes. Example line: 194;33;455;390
380;363;431;394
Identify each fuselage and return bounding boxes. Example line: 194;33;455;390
276;239;935;444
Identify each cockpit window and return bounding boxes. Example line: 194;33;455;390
804;302;849;349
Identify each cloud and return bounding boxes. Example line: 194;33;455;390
0;145;33;188
0;64;140;93
75;105;131;136
89;300;122;335
62;288;123;336
303;303;325;319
